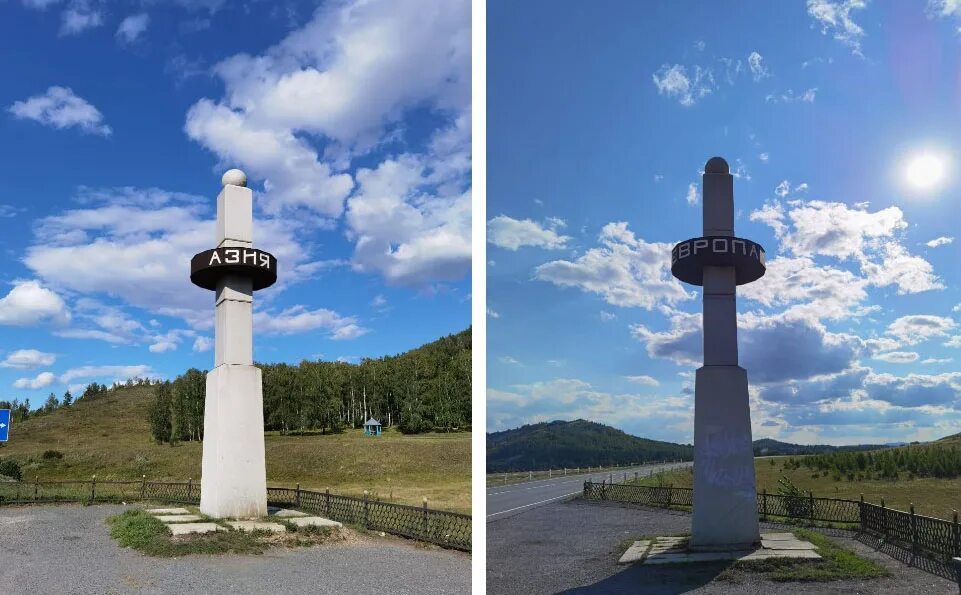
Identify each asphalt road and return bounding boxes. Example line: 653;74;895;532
487;462;692;521
0;504;470;595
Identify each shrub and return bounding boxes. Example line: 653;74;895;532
42;450;64;460
0;458;22;481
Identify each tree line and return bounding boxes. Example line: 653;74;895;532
785;443;961;481
148;328;471;444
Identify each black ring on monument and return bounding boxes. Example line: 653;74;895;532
671;236;766;286
190;247;278;291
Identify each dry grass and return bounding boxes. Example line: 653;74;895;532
0;386;471;513
635;457;961;520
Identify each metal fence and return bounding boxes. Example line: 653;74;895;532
583;480;961;564
0;479;470;552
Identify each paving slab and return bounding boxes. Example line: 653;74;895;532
740;549;821;560
760;539;817;550
227;521;287;533
272;509;309;518
618;540;651;564
759;532;796;541
167;522;225;536
288;516;343;529
145;508;190;515
155;514;203;523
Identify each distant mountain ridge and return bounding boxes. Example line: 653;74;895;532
752;438;890;456
486;419;693;472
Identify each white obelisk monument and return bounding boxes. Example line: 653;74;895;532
671;157;766;549
190;169;277;519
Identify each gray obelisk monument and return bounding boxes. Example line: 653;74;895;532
671;157;766;549
190;169;277;519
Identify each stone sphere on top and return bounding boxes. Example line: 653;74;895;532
221;169;248;188
704;157;729;174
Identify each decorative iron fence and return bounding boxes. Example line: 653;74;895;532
0;479;470;552
583;480;961;564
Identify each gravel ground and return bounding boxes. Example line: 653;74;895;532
0;504;470;595
487;498;958;595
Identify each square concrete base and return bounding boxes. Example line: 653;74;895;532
146;508;190;515
620;533;821;565
227;521;286;533
156;514;203;523
168;523;225;536
288;517;343;529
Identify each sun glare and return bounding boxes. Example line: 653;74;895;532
904;152;947;192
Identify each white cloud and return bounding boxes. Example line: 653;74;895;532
185;0;469;216
775;180;791;198
346;151;471;286
8;86;111;136
807;0;868;55
499;356;521;366
759;152;769;162
116;13;149;43
652;64;714;106
192;336;212;352
0;280;70;326
534;222;692;310
60;365;153;383
1;350;56;369
923;357;952;365
765;88;818;103
685;183;698;206
13;371;56;390
487;215;569;250
625;375;659;386
600;310;617;321
873;351;920;364
253;306;368;339
60;4;103;36
751;199;941;295
748;51;769;80
487;307;500;319
926;236;953;248
886;315;956;345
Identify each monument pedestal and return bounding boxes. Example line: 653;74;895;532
689;365;760;549
199;362;267;519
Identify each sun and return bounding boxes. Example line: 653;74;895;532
904;152;947;192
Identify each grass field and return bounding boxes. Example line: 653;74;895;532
0;386;471;513
636;457;961;521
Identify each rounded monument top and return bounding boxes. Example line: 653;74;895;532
704;157;729;174
221;169;248;188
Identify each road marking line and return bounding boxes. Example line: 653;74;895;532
486;491;581;518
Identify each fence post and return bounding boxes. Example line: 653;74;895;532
549;468;551;479
296;483;301;508
583;481;588;498
808;491;814;522
363;490;370;529
910;503;917;561
34;476;38;501
635;471;638;483
529;471;532;481
504;473;507;485
953;510;959;557
325;488;331;518
422;496;429;538
623;473;627;483
564;468;567;476
762;488;768;519
187;478;192;501
881;498;888;540
859;494;865;533
141;475;146;501
91;475;96;503
667;485;673;508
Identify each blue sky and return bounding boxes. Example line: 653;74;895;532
0;0;470;404
487;0;961;445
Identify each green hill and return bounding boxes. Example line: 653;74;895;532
752;438;887;456
486;419;693;472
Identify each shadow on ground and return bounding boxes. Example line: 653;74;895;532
563;561;733;594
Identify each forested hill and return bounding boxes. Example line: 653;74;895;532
486;420;693;472
147;328;471;443
752;438;888;456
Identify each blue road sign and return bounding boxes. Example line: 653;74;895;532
0;409;9;442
